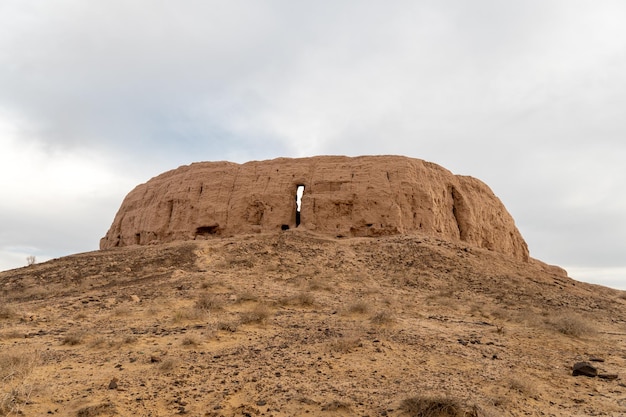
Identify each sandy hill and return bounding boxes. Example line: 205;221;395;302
2;156;626;416
1;232;626;416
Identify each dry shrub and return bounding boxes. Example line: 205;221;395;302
112;305;132;317
0;351;38;382
308;278;331;291
507;376;537;398
181;335;201;347
89;334;137;349
489;307;510;321
329;335;361;353
0;304;15;320
370;310;395;325
145;303;162;316
549;313;595;337
400;396;478;417
491;307;542;327
76;401;116;417
239;304;271;324
172;307;205;323
61;331;85;346
280;291;315;307
0;330;24;340
216;321;237;332
425;289;458;309
227;257;254;268
235;290;259;303
194;293;224;311
200;278;224;289
0;350;39;416
1;385;35;416
346;300;369;314
321;400;351;411
158;358;178;373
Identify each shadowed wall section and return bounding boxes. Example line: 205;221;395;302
100;155;529;261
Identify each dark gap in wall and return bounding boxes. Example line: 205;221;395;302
196;225;219;236
296;185;305;227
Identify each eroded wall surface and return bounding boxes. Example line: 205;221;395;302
100;155;529;261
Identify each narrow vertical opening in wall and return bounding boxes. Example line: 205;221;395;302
296;185;305;227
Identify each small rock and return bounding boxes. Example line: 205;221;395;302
130;294;141;303
572;362;598;377
150;356;162;363
598;373;619;380
256;400;266;406
108;377;118;389
589;357;605;362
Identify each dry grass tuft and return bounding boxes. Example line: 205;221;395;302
329;335;361;353
61;331;85;346
200;278;224;289
321;400;351;411
370;310;395;325
76;401;116;417
507;376;537;397
172;307;205;323
346;300;370;314
0;330;24;340
112;305;132;317
0;350;39;416
216;321;238;332
194;293;224;311
280;291;315;307
307;278;331;291
549;314;596;337
181;335;201;347
158;358;178;373
0;351;38;382
400;395;479;417
239;304;271;324
0;304;16;320
88;334;137;349
235;290;259;303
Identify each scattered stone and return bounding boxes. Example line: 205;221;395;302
256;400;266;406
572;362;598;377
108;377;118;389
150;355;162;363
598;374;619;380
589;357;605;362
130;294;141;303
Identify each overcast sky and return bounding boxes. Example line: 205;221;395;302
2;1;626;289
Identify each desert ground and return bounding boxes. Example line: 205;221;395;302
1;230;626;416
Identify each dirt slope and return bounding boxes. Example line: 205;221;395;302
2;231;626;416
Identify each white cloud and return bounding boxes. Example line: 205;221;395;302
1;1;626;289
567;267;626;291
0;113;135;271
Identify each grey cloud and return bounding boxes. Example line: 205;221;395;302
1;1;626;287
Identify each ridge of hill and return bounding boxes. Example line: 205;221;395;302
2;231;626;416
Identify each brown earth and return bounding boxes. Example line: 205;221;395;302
100;156;528;262
2;230;626;416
